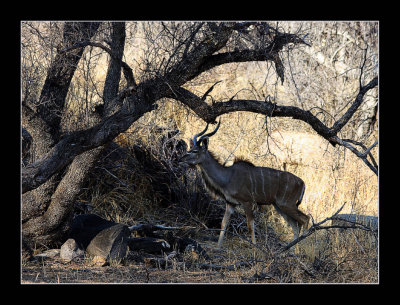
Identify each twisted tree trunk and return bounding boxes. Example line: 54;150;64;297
22;22;126;248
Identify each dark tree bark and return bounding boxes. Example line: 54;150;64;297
22;22;101;248
22;22;126;248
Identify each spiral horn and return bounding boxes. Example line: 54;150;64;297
192;123;209;146
198;119;221;144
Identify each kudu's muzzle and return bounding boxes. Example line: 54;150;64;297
178;153;189;163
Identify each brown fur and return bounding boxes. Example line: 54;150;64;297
208;151;255;168
184;147;308;246
199;168;228;202
208;151;223;165
233;156;255;167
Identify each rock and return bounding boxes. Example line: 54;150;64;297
68;214;118;250
60;238;85;262
90;256;108;267
66;214;132;264
86;224;130;263
33;249;60;260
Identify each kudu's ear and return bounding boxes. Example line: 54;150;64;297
202;137;209;149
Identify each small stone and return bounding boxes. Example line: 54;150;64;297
34;249;60;260
91;255;107;267
60;238;85;262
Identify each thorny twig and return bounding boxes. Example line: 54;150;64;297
333;137;378;175
277;202;377;253
222;201;376;257
342;138;378;169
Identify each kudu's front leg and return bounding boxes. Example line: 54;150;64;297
217;203;235;248
243;203;256;245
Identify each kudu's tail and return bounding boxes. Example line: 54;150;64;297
296;183;305;207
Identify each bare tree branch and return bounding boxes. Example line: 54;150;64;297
362;140;378;157
342;138;378;168
167;86;336;142
166;74;378;176
22;22;378;195
21;86;141;193
278;201;344;252
330;136;378;175
201;81;222;101
330;76;378;135
278;201;378;254
29;22;101;156
60;39;136;89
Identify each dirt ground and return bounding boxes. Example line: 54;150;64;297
21;243;276;284
21;229;308;284
21;227;378;284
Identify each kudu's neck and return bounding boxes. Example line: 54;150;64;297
197;151;230;188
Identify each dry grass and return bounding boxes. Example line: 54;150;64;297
22;225;377;284
22;109;378;284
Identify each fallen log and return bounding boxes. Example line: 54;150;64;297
129;223;210;260
128;237;171;254
167;234;211;261
331;214;378;232
128;223;196;237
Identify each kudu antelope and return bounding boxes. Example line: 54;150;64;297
179;121;309;248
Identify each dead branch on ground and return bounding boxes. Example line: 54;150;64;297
277;202;377;253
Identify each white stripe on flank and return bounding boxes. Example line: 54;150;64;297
281;174;288;200
249;172;255;202
260;168;266;197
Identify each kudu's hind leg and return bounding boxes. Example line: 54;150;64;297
273;204;301;240
285;207;309;239
217;203;235;248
